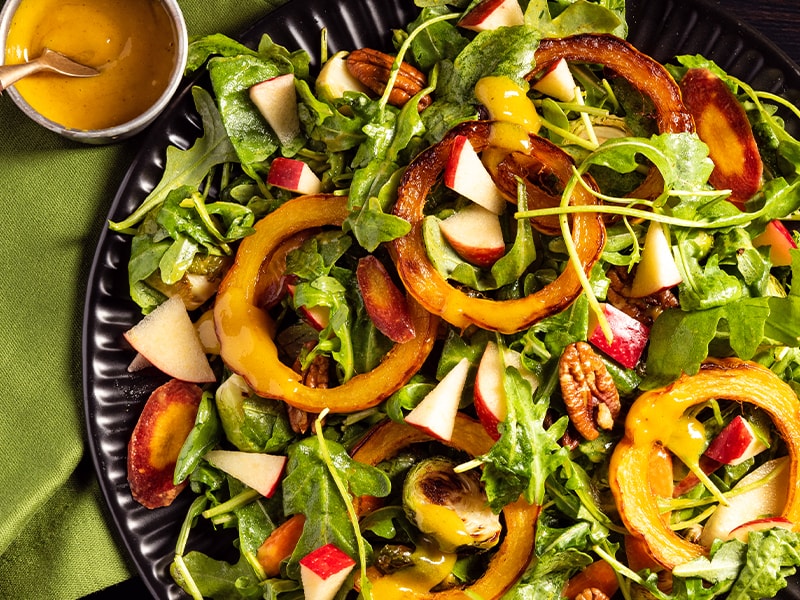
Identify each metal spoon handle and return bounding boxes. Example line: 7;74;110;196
0;60;46;93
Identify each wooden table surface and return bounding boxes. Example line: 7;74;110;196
725;0;800;63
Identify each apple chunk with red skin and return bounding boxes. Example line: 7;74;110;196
405;357;471;442
699;456;791;547
356;255;415;343
287;283;330;331
249;73;301;146
316;51;371;102
205;450;287;497
704;415;768;466
753;220;798;267
587;303;650;369
444;135;507;215
299;543;356;600
123;295;215;383
458;0;524;32
267;157;322;195
532;58;576;102
729;516;794;543
439;203;506;268
474;341;538;440
680;68;763;206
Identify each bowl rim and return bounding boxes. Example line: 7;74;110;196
0;0;189;143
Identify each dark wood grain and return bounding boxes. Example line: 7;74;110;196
721;0;800;64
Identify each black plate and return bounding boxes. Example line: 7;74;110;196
82;0;800;598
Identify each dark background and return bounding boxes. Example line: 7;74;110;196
83;0;800;598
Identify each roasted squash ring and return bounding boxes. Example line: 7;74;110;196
390;120;605;333
609;358;800;569
351;414;540;599
214;194;438;413
530;34;695;200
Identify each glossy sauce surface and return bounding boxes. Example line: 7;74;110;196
5;0;177;130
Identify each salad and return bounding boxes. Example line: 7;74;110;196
109;0;800;598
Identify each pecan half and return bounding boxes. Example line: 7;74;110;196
559;342;621;440
575;588;611;600
288;342;328;433
346;48;431;110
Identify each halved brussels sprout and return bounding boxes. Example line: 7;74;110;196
402;456;501;553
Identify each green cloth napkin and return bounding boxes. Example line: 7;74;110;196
0;1;286;597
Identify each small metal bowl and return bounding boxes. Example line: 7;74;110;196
0;0;188;145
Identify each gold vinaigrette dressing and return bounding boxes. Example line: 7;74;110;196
4;0;177;130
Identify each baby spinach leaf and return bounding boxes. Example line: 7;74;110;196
283;437;390;577
452;26;540;97
407;6;469;70
174;392;221;485
172;550;265;599
186;33;259;74
526;0;626;38
207;54;285;169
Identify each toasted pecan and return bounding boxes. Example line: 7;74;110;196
346;48;431;110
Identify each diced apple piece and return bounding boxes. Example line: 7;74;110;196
405;358;471;442
699;456;791;547
444;135;507;214
127;352;152;372
316;51;371;102
587;303;650;369
250;73;302;146
287;283;330;331
474;342;538;440
753;220;798;267
680;68;763;206
123;295;215;383
474;341;505;440
128;379;203;508
458;0;524;32
532;58;576;102
356;255;415;343
729;516;794;543
267;157;323;195
299;543;357;600
205;450;287;498
630;221;682;298
673;454;723;498
704;415;768;466
195;309;220;355
438;203;506;268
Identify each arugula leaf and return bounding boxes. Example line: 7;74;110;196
109;87;238;232
481;367;569;510
728;529;800;599
643;297;775;389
